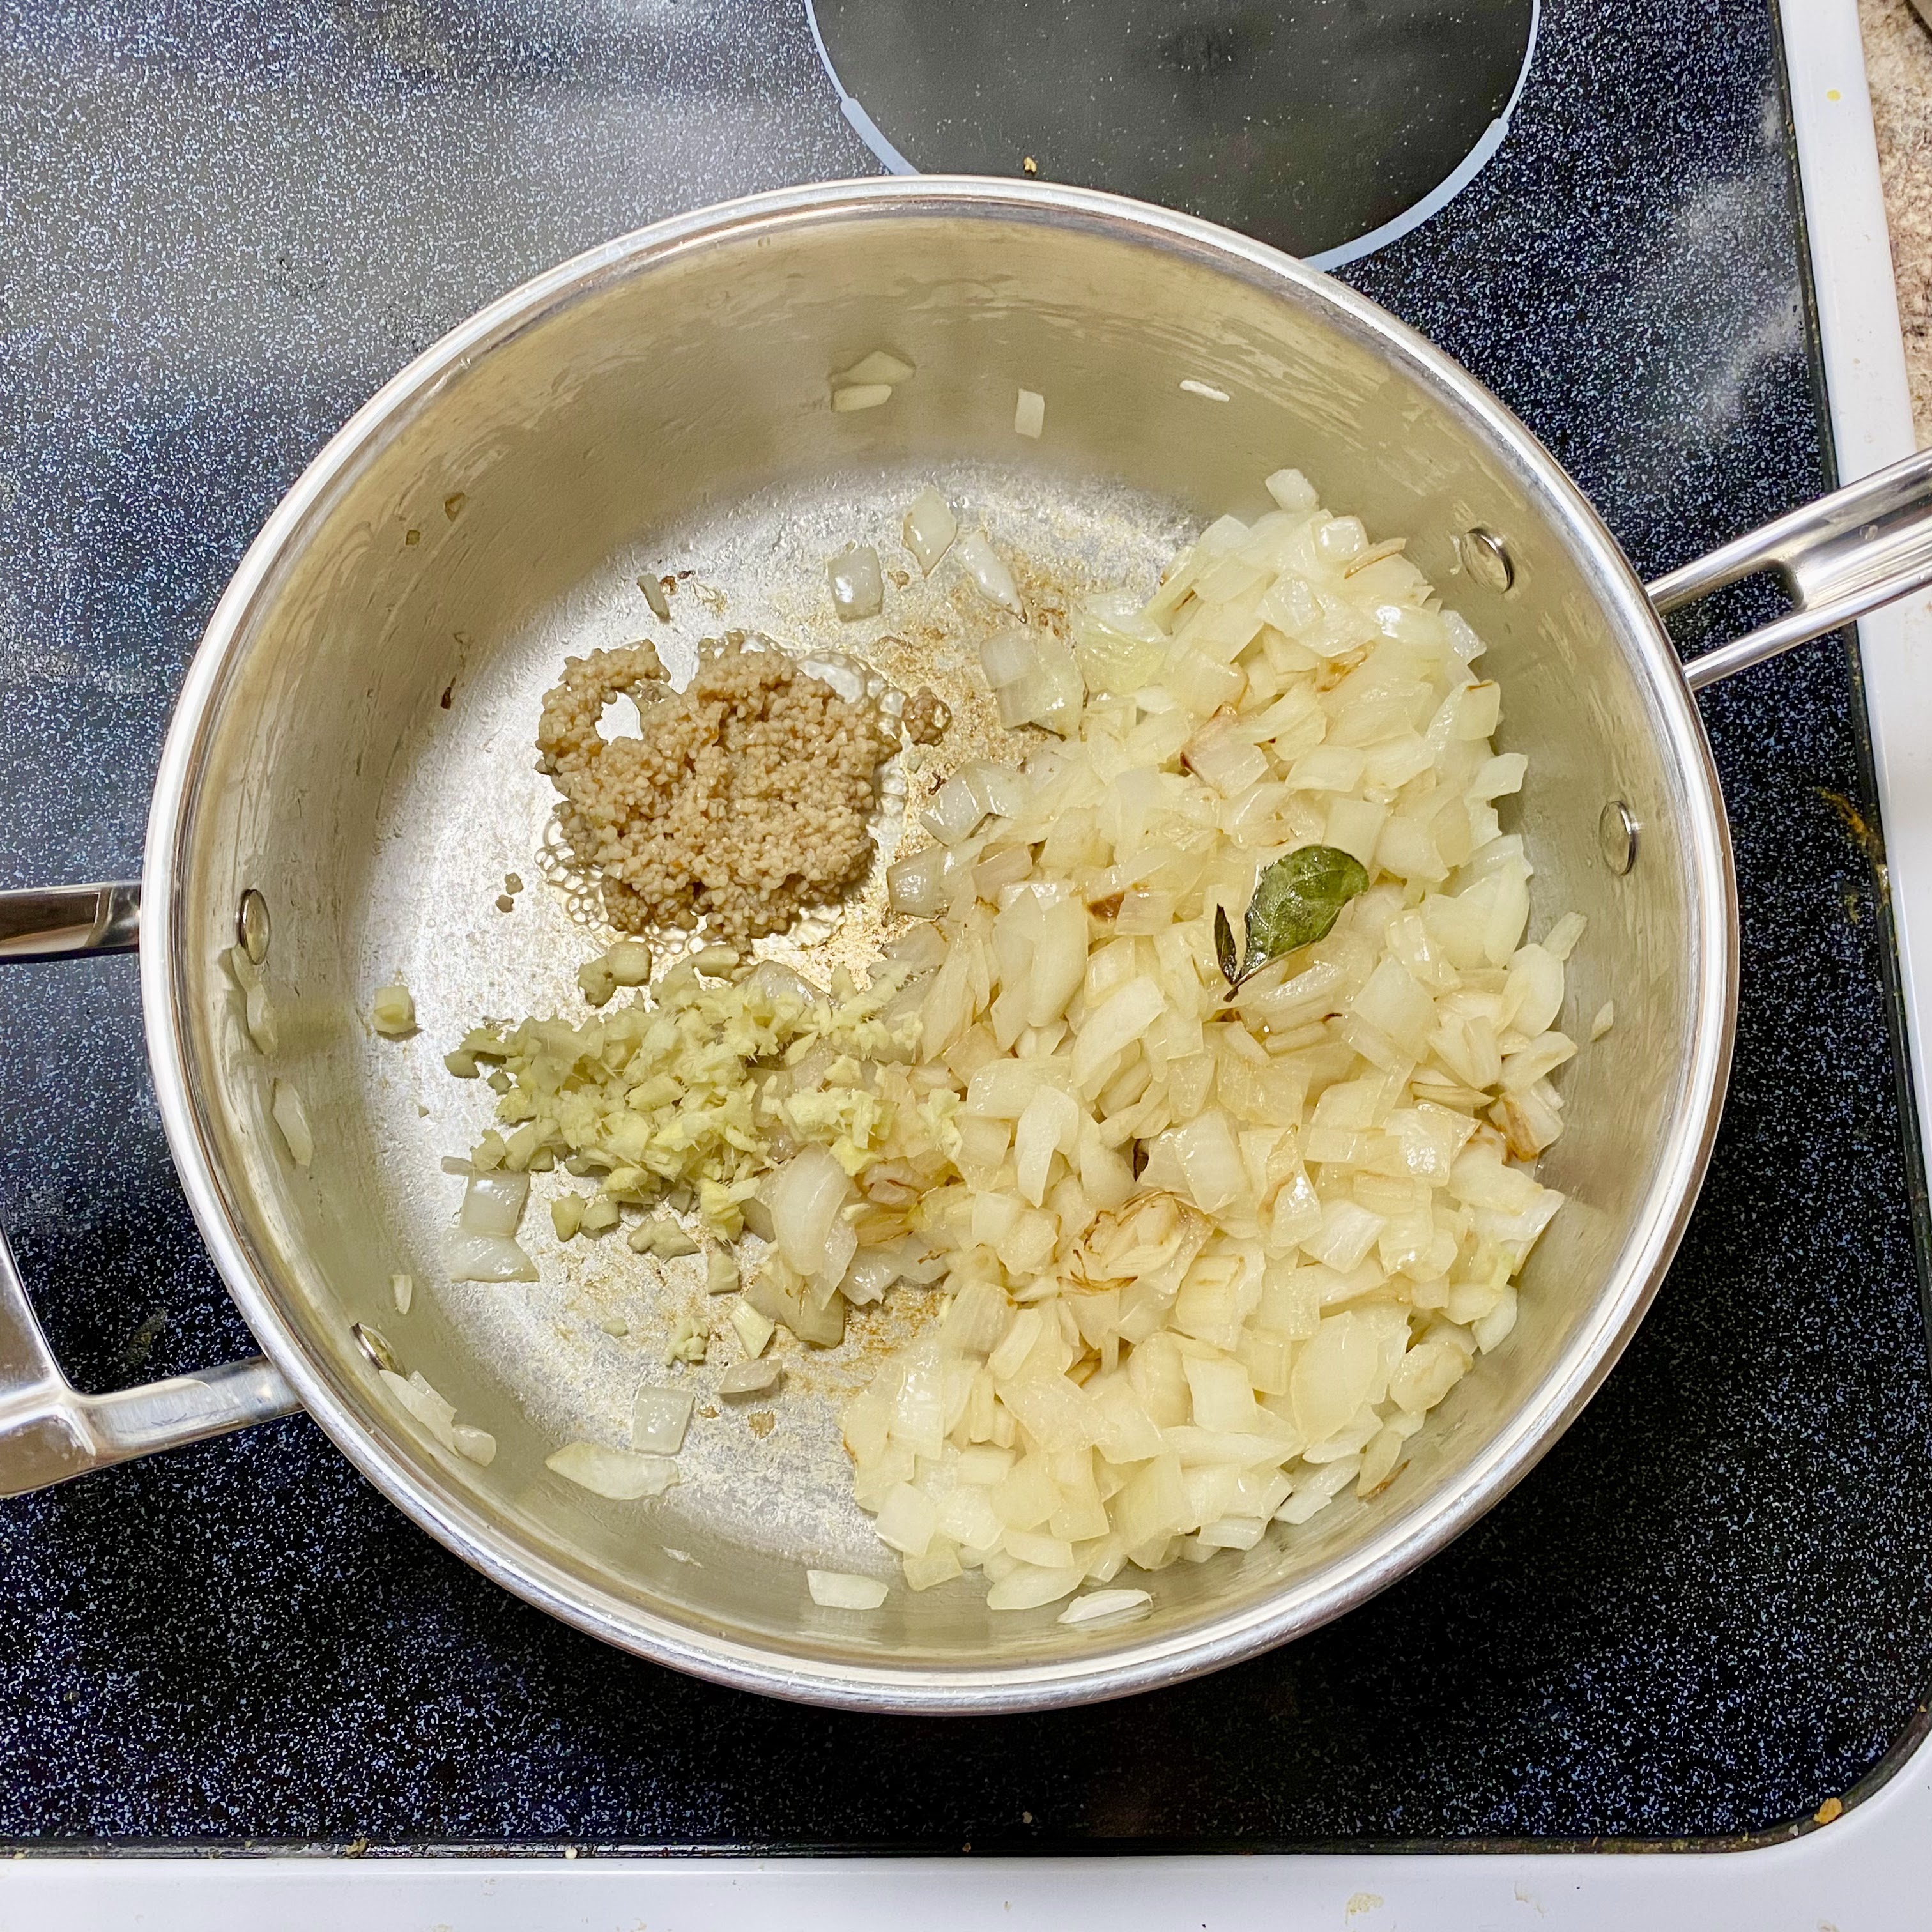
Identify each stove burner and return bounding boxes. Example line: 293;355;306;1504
808;0;1538;266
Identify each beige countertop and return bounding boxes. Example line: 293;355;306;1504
1864;0;1932;437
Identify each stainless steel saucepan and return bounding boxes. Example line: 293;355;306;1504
5;179;1931;1713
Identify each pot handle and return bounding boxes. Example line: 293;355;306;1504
0;881;301;1499
1648;447;1932;690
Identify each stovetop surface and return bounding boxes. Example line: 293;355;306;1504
806;0;1537;257
2;0;1929;1849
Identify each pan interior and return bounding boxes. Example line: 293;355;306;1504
162;194;1719;1694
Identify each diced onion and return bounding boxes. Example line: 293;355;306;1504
545;1442;679;1499
922;773;990;845
1184;718;1269;797
807;1567;889;1609
888;845;951;916
763;1145;855;1278
1542;910;1588;962
607;941;651;986
270;1080;312;1167
1265;468;1319;510
956;530;1023;613
460;1170;529;1238
986;1561;1082;1610
246;983;278;1054
721;1356;783;1397
838;349;915;386
1073;595;1168;694
392;1273;413;1314
1058;1588;1153;1625
445;1228;538;1282
888;924;949;972
831;383;893;412
827;544;884;620
371;983;417;1036
979;626;1038;691
1014;388;1045;437
1292;1314;1382;1443
632;1384;695;1454
903;487;958;574
747;959;824;1006
379;1368;457;1450
728;1298;776;1358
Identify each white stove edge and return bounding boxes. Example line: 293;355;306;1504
9;0;1928;1921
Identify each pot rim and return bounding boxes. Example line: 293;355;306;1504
139;176;1737;1713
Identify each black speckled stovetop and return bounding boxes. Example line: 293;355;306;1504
2;0;1929;1851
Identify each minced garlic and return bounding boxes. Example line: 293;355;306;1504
452;953;951;1239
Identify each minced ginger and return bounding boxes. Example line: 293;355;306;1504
535;639;895;946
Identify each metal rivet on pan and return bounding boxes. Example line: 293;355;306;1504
1456;526;1515;594
352;1322;399;1375
1598;800;1638;875
236;887;271;964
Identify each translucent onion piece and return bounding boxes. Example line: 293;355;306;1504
838;349;915;386
747;958;825;1006
445;1228;539;1282
1183;719;1269;797
887;931;947;988
1058;1588;1153;1625
1073;595;1167;694
632;1384;695;1454
827;544;884;620
956;530;1023;613
460;1170;529;1238
245;982;278;1054
1291;1314;1381;1443
831;383;893;412
732;1298;779;1356
979;625;1037;690
903;486;958;574
545;1442;679;1499
1543;910;1588;962
452;1424;497;1466
887;845;950;917
720;1356;783;1397
921;773;988;845
763;1145;855;1278
806;1568;889;1609
371;983;417;1036
379;1368;458;1451
1264;467;1319;510
817;1216;858;1292
270;1080;312;1167
391;1273;413;1315
986;1561;1082;1611
1013;388;1045;438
